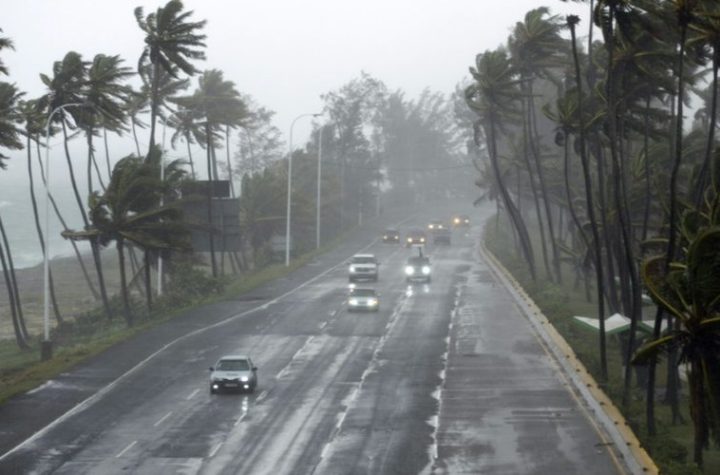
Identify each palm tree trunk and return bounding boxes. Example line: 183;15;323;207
35;140;100;301
117;238;133;326
144;250;152;312
569;18;607;381
132;120;142;157
693;59;719;207
66;124;111;319
185;135;196;179
0;216;30;342
103;128;112;178
62;122;89;226
528;83;562;282
0;236;29;349
148;62;160;155
28;136;62;323
604;13;641;404
206;123;218;277
485;117;536;279
520;89;552;281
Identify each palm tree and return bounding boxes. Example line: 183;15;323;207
38;51;115;318
135;0;206;154
0;81;30;349
63;153;190;324
0;28;12;77
465;49;537;279
167;105;205;179
126;88;148;156
509;7;567;283
177;69;246;276
635;220;720;468
565;14;609;381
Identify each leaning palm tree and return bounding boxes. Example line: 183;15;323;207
0;28;12;77
63;154;190;324
134;0;206;154
38;51;114;318
176;69;246;277
509;7;567;284
0;81;30;349
78;54;134;197
564;13;609;380
465;49;537;279
635;219;720;468
167;105;205;179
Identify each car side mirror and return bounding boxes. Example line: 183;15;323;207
252;367;258;372
209;367;214;371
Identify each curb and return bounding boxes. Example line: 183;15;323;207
478;239;658;475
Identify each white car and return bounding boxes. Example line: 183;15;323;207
348;254;379;282
348;287;380;312
209;355;258;394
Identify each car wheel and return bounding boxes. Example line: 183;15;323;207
210;386;217;395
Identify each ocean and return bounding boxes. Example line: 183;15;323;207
1;157;93;270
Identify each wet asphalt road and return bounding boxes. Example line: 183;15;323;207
0;202;627;474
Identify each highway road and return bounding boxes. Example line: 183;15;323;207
0;203;629;474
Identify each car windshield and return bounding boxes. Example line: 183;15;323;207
385;230;398;235
409;230;425;236
408;257;430;266
352;256;376;264
217;359;250;371
352;289;376;297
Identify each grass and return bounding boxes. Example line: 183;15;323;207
483;219;718;474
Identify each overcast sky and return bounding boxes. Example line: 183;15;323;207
1;0;591;183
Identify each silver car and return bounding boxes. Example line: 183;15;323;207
209;355;258;394
348;287;380;312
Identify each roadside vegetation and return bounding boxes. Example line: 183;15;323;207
465;2;720;471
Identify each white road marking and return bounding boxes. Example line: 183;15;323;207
153;411;172;427
275;336;315;380
256;390;267;402
186;389;199;400
115;440;137;458
209;442;223;457
233;414;246;427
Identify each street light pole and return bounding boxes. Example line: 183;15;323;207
316;124;324;249
285;112;321;266
43;102;84;360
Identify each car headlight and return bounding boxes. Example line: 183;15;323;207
349;298;359;305
369;299;378;306
240;376;249;382
420;238;425;243
454;218;460;224
422;266;431;275
349;265;357;273
405;266;414;275
465;219;470;224
383;235;387;239
407;237;412;243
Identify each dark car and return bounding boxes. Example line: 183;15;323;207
382;229;400;243
209;355;258;394
405;255;432;283
405;229;427;247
